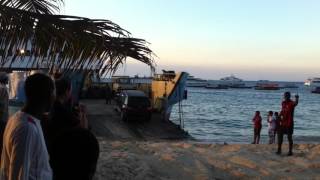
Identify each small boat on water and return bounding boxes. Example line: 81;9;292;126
255;80;280;90
304;78;312;86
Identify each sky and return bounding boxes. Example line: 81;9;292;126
64;0;320;81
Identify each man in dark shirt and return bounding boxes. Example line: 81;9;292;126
45;78;80;154
277;92;299;156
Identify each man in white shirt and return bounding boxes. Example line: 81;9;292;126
0;73;55;180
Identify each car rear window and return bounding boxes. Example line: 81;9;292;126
128;97;150;107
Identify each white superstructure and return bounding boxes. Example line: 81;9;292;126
304;77;320;87
218;75;246;88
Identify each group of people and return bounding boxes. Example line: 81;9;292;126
252;92;299;156
0;73;100;180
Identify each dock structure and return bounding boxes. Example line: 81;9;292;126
83;99;191;140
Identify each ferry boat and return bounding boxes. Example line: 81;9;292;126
186;75;207;87
218;75;250;88
255;80;280;90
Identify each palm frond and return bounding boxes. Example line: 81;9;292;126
0;0;63;14
0;5;155;75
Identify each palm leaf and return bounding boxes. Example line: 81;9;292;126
0;0;63;14
0;5;155;75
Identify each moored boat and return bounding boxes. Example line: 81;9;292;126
255;80;280;90
218;75;246;88
304;77;320;87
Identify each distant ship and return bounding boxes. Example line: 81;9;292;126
255;80;280;90
304;77;320;87
218;75;251;88
186;75;207;87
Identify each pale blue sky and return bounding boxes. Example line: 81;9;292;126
64;0;320;81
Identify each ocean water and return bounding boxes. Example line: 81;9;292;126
171;83;320;143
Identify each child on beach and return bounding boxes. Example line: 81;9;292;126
267;111;276;144
274;112;281;143
252;111;262;144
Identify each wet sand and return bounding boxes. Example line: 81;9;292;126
83;100;320;180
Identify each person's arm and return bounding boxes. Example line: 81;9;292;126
9;124;37;180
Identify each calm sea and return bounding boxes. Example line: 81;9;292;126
171;82;320;143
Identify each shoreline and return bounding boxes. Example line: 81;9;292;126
84;99;320;179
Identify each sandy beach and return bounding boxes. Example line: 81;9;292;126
84;100;320;180
94;141;320;180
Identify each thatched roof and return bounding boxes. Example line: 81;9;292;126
0;0;155;75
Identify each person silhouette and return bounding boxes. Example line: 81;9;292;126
277;92;299;156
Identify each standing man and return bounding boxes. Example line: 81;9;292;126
277;92;299;156
0;73;55;179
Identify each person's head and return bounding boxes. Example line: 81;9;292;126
274;112;279;116
0;72;8;85
50;128;100;180
284;91;291;101
55;78;72;101
24;73;55;113
255;111;260;116
268;111;273;116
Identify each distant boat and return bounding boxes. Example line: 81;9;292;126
186;75;207;87
255;80;280;90
218;75;251;88
304;77;320;87
304;78;312;86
